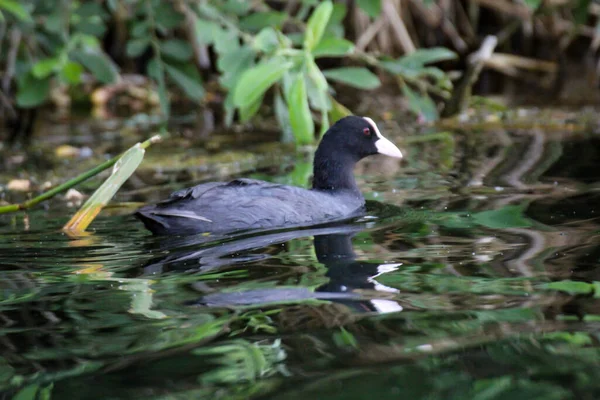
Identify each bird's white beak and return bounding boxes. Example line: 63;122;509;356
375;135;403;158
363;117;403;159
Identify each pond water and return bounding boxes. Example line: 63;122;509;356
2;118;600;399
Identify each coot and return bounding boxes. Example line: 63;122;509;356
135;116;402;235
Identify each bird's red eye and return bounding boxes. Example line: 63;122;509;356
363;127;371;136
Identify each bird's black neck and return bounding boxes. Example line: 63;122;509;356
311;146;361;196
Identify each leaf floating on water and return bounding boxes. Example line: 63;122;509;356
63;143;145;233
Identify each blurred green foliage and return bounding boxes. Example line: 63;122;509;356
0;0;456;144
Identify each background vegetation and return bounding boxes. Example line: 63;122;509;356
1;0;597;146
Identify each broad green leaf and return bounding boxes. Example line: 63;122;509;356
130;21;149;38
164;62;205;101
380;47;457;75
402;47;457;65
287;73;314;145
155;1;183;29
160;39;193;61
0;0;32;22
63;143;146;233
312;37;354;58
356;0;381;18
218;46;255;89
472;205;533;229
329;96;352;123
323;67;381;90
12;384;39;400
32;57;61;79
253;27;280;53
304;1;333;51
16;73;50;108
233;57;293;109
126;38;150;57
239;94;264;122
195;19;224;45
240;11;287;32
401;84;438;121
72;50;119;84
325;3;348;37
74;20;107;37
60;61;84;84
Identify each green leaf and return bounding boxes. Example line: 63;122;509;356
239;94;264;122
253;27;280;54
64;143;146;233
155;1;183;29
323;67;381;90
472;205;533;229
326;3;348;37
239;11;287;32
32;57;61;79
233;57;293;109
0;0;32;22
329;96;352;123
60;61;84;84
195;18;225;46
312;37;354;58
131;21;149;38
304;1;333;51
160;39;193;61
12;384;39;400
523;0;543;10
381;47;457;74
16;73;50;108
286;73;314;145
164;62;205;101
126;38;150;57
356;0;381;18
72;50;119;84
401;84;438;121
543;281;593;295
218;46;256;90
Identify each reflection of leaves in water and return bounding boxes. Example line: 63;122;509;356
192;339;287;384
472;204;533;229
376;267;534;296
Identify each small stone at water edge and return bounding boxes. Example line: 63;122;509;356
7;179;31;192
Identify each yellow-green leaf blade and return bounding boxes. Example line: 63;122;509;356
63;144;145;232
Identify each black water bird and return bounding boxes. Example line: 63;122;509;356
135;116;403;235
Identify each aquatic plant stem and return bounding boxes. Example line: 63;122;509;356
0;134;165;215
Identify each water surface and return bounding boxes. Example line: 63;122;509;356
2;123;600;399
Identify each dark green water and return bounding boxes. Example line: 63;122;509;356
2;131;600;399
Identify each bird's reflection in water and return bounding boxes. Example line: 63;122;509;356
140;222;404;314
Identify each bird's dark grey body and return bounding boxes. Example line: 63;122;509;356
136;178;364;235
135;116;402;235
